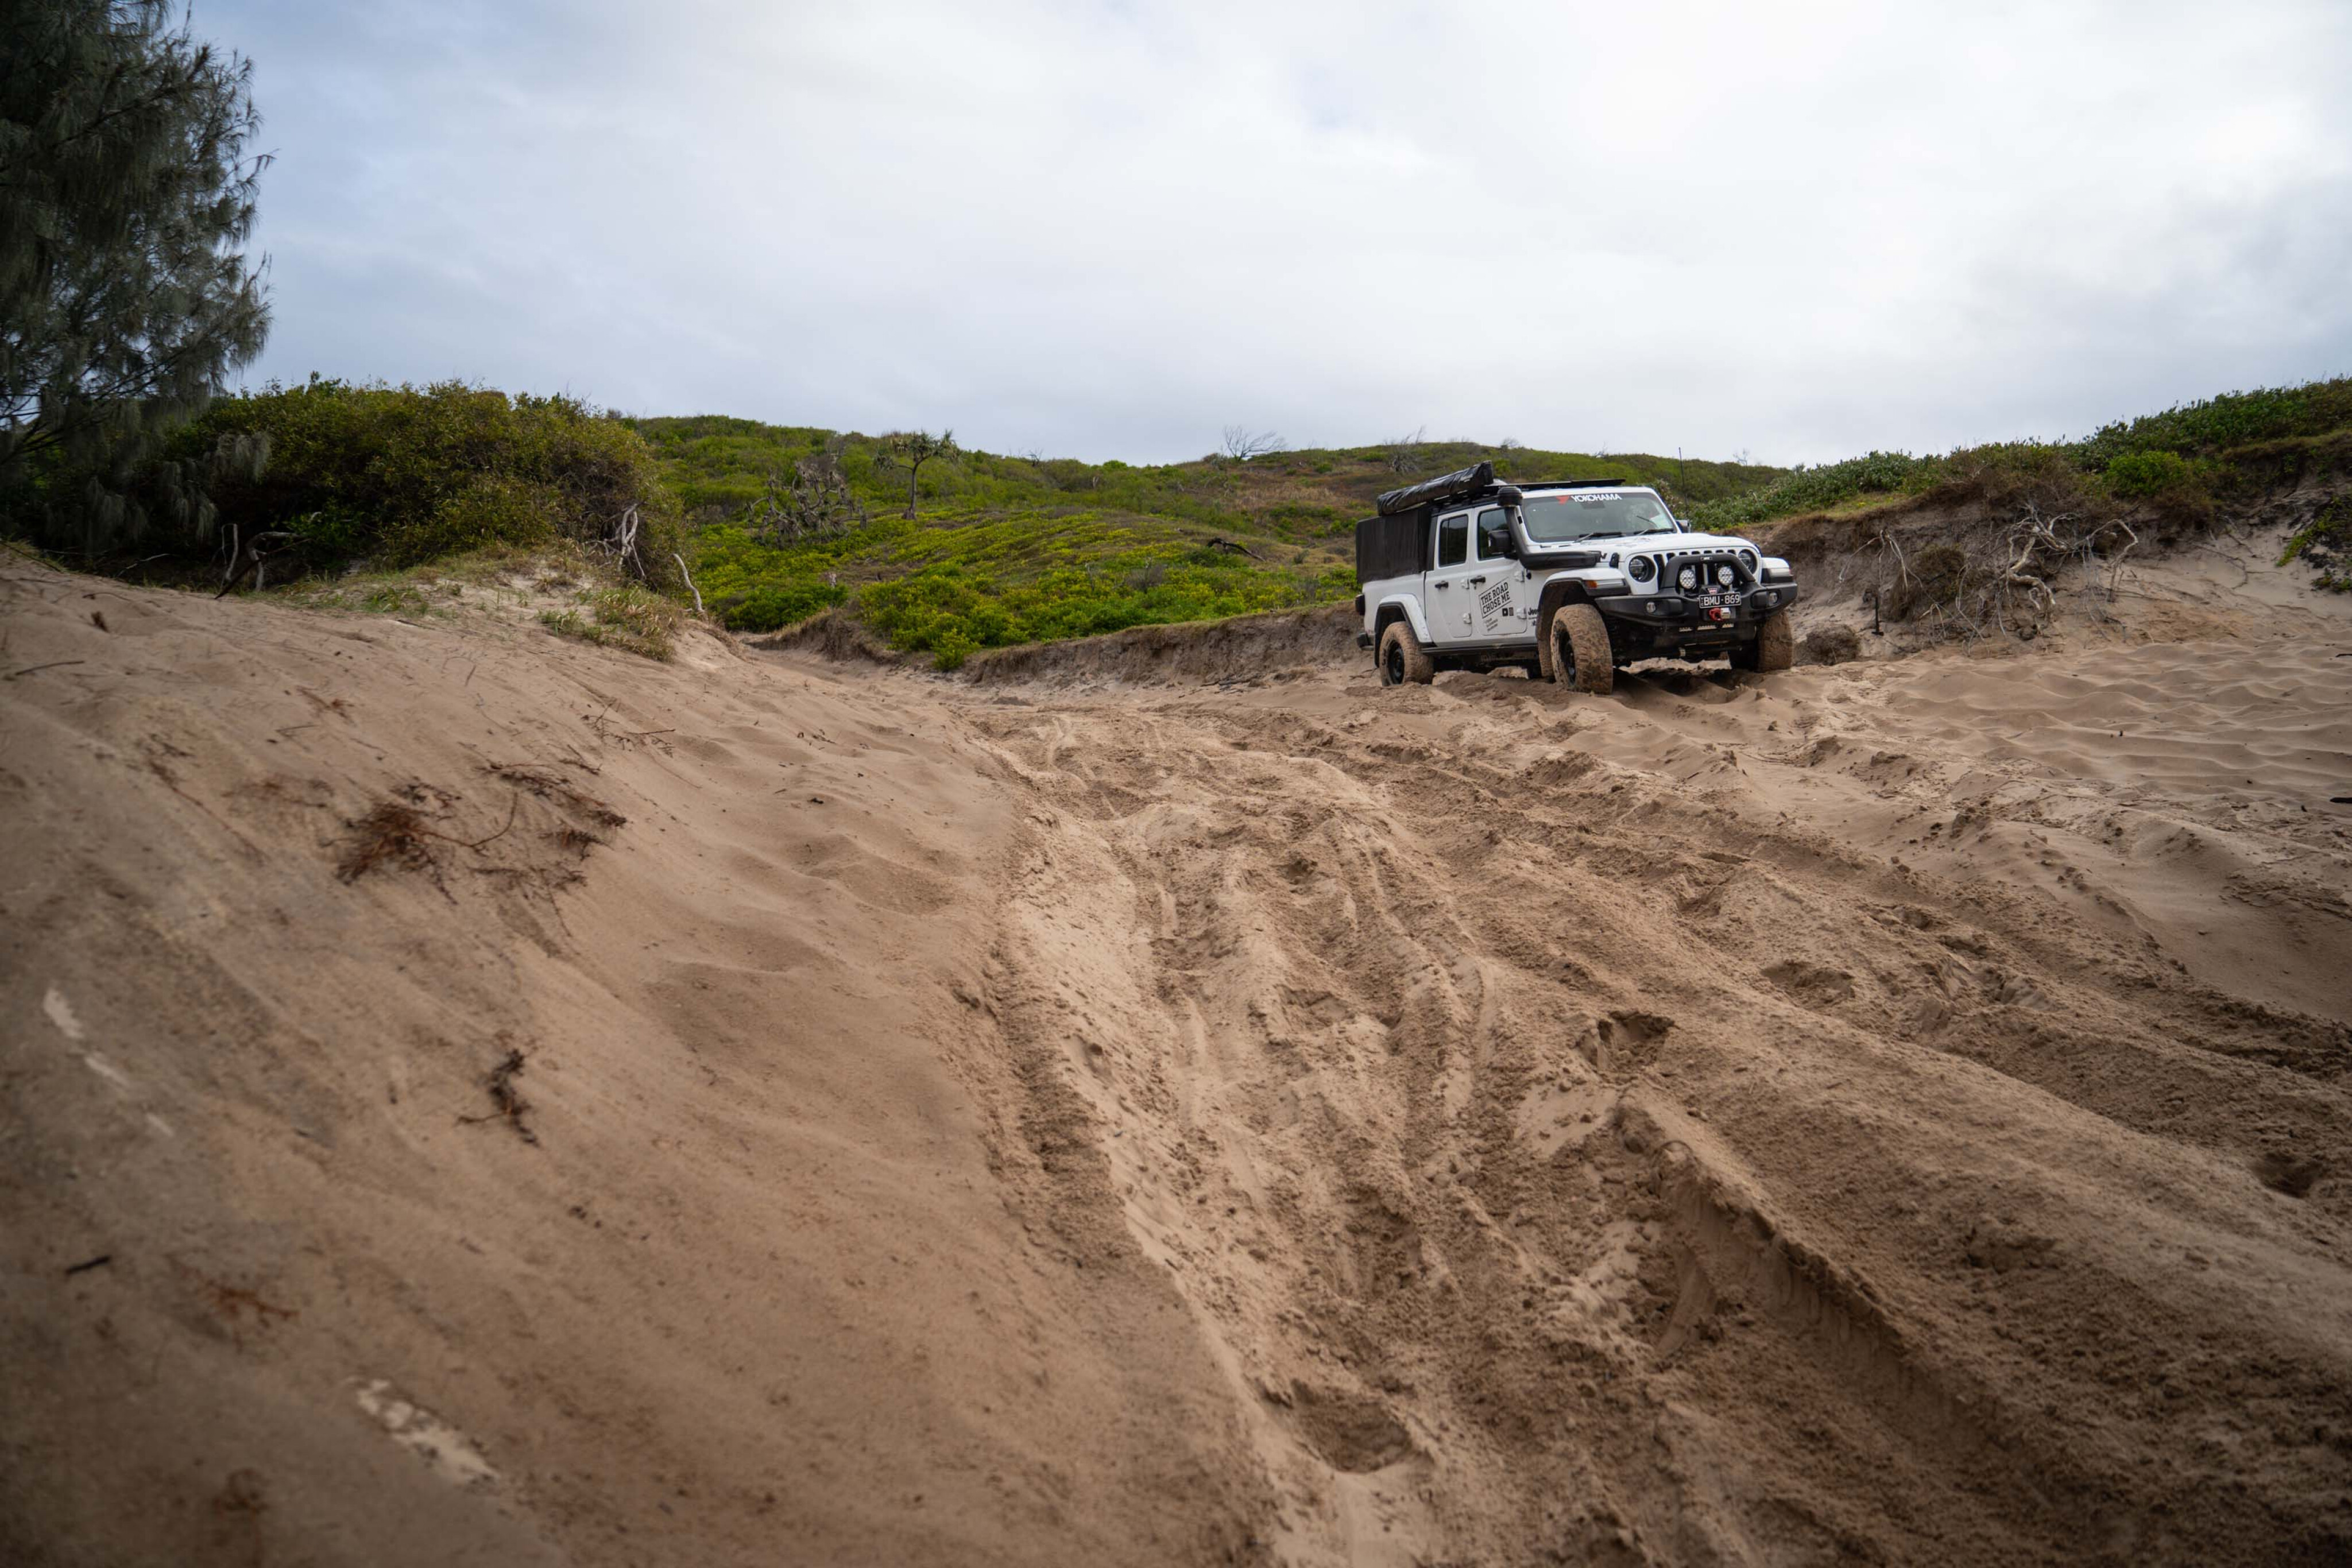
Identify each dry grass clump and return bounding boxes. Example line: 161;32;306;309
267;542;571;617
539;584;683;660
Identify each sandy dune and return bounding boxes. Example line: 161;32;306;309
3;539;2349;1565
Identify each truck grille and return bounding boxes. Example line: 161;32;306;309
1635;549;1750;593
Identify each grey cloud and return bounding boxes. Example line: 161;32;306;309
211;0;2352;463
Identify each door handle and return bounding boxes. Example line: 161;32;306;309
1433;581;1450;590
1467;575;1487;586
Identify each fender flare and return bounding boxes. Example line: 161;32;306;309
1533;576;1597;648
1533;577;1614;682
1371;594;1434;647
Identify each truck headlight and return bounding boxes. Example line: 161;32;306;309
1628;555;1655;582
1739;548;1758;571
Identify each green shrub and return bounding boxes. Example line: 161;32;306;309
1689;450;1936;530
860;553;1321;670
179;378;682;582
2102;449;2200;498
2280;495;2352;590
930;629;979;671
2079;377;2352;466
719;578;848;633
384;474;564;560
1261;501;1348;533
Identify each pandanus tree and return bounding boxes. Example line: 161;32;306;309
885;428;956;519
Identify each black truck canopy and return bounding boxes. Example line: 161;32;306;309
1357;462;1496;585
1355;506;1429;584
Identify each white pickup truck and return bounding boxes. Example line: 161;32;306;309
1353;462;1800;693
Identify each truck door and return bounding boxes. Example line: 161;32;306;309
1425;510;1476;644
1469;506;1527;643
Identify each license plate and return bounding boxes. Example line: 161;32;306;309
1696;593;1725;608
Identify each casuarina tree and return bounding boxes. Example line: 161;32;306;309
1;0;272;549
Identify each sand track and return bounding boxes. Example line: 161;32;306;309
961;636;2351;1565
3;545;2350;1565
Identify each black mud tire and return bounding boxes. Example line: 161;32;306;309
1549;604;1614;695
1378;620;1435;687
1732;609;1795;673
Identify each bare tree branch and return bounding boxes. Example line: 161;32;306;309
1386;425;1426;474
1220;425;1286;462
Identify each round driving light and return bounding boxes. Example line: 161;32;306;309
1628;555;1656;583
1677;564;1700;591
1756;590;1778;608
1715;563;1735;586
1739;548;1758;571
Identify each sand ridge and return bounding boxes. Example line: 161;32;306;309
2;537;2349;1564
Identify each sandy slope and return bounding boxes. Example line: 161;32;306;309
3;541;2349;1566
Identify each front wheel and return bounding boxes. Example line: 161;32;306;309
1548;604;1614;695
1378;621;1435;686
1731;609;1794;672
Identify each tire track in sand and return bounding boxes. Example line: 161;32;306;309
958;656;2352;1567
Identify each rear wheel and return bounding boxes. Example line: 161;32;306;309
1378;620;1435;686
1548;604;1614;695
1732;609;1794;672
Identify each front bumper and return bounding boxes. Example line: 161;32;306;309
1595;582;1801;644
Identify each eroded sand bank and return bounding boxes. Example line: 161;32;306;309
3;539;2348;1564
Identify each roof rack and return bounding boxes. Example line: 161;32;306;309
1516;478;1638;490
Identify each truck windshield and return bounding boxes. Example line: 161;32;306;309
1519;491;1678;542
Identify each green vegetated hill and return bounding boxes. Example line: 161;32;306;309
640;418;1784;668
31;374;2347;669
1685;375;2352;588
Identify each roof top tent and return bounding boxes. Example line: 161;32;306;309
1353;463;1635;584
1375;461;1498;517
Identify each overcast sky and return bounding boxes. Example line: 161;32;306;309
204;0;2352;466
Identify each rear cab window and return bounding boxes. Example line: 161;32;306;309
1436;513;1468;567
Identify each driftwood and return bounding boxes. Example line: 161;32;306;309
216;527;297;597
606;505;645;579
673;552;705;616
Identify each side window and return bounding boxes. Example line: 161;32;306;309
1436;513;1468;567
1476;507;1514;560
